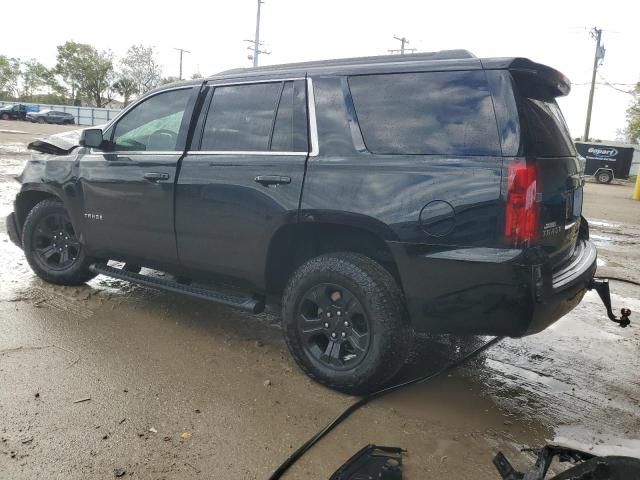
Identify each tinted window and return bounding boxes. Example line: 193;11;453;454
518;97;576;157
201;83;281;151
348;71;500;156
113;88;191;151
270;81;308;152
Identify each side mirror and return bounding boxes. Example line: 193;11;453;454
79;128;104;149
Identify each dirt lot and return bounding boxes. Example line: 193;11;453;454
0;120;639;479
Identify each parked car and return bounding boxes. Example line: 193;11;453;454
0;104;28;120
6;51;596;394
26;110;75;125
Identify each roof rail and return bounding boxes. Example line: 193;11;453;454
215;50;476;76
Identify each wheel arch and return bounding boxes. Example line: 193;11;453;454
14;186;63;230
265;214;402;297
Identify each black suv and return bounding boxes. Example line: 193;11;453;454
6;51;596;394
0;104;28;121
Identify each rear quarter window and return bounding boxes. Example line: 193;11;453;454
517;96;576;157
348;71;500;156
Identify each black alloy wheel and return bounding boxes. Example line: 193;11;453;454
31;211;81;271
297;283;371;371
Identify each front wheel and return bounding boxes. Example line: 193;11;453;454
1;113;9;120
282;252;412;395
22;199;97;285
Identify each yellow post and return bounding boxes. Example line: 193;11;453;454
634;173;640;201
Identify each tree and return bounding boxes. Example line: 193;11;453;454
79;48;114;107
56;41;93;105
55;41;114;107
626;81;640;144
191;71;203;80
0;55;21;98
21;59;59;97
121;45;162;94
112;77;138;107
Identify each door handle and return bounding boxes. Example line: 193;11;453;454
144;172;170;182
254;175;291;186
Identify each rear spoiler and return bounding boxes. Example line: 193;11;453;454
481;57;571;98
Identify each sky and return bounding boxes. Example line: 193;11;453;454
3;0;639;141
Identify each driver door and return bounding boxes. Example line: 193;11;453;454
77;86;198;268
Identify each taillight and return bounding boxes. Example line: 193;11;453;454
505;162;539;246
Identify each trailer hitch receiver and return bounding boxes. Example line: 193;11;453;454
588;278;631;327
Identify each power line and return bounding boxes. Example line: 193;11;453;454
597;73;635;94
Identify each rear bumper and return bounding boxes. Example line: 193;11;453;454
389;239;597;337
6;212;21;247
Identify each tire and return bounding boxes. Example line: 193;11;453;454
37;117;46;124
22;199;97;285
282;252;412;395
596;171;613;184
1;113;9;120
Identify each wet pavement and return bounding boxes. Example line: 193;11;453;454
0;120;638;479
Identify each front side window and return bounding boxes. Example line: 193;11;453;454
201;82;281;151
348;71;501;156
200;81;308;152
112;88;191;151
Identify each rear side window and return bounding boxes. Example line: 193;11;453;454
201;80;307;152
348;71;500;156
517;96;576;157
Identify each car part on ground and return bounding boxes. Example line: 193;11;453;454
268;336;504;480
494;444;640;480
329;445;404;480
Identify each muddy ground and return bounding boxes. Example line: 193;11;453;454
0;120;638;479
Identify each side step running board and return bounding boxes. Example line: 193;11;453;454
89;263;265;314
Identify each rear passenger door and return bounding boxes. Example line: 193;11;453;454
175;78;309;288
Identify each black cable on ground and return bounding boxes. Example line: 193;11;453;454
269;335;504;480
600;276;640;287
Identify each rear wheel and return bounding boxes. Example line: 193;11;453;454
22;199;97;285
282;252;412;395
596;170;613;184
37;117;46;124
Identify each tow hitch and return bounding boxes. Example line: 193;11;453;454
588;278;632;328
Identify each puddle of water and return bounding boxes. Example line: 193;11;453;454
554;425;640;458
0;142;28;154
589;220;621;229
0;129;27;135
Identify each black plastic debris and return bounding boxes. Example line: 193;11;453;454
494;444;640;480
330;445;404;480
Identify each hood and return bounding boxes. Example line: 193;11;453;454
27;126;103;155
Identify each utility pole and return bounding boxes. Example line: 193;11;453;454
389;35;416;55
245;0;270;67
583;27;605;141
174;47;191;80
